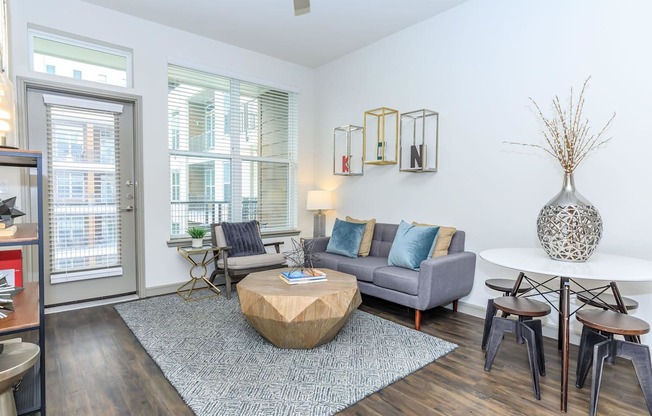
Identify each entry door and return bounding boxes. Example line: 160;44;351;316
26;88;137;305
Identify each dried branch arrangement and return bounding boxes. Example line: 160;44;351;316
507;77;615;173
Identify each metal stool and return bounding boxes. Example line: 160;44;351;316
483;296;551;400
0;342;40;416
484;278;531;296
575;309;652;416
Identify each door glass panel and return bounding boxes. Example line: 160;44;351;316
46;103;123;282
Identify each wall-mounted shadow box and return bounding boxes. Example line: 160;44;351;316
363;107;399;165
399;109;439;173
333;125;364;176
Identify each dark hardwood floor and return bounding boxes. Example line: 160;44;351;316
42;294;649;415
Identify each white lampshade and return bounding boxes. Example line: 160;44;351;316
306;190;333;211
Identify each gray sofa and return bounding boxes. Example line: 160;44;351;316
304;223;476;330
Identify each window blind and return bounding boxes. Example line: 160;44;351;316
45;97;123;283
168;64;298;237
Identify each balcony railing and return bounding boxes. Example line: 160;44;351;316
170;199;258;233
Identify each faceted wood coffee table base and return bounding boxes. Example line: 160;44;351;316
237;269;361;349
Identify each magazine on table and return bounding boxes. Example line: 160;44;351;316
278;269;327;285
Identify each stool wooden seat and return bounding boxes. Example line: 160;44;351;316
484;278;531;296
577;309;649;336
575;310;652;416
493;296;551;317
576;293;639;311
483;296;551;400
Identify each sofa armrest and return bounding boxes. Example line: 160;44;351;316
302;237;330;253
417;251;477;310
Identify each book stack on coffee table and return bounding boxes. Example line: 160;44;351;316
278;269;327;285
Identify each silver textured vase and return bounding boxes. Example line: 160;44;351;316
537;173;603;262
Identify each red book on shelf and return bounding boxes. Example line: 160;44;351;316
0;250;22;287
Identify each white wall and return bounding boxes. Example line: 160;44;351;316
8;0;315;293
314;0;652;334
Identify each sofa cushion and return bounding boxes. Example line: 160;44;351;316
345;216;376;257
369;223;399;257
311;252;346;271
388;221;439;271
337;256;389;283
220;220;266;257
326;218;366;258
413;222;457;257
373;266;420;296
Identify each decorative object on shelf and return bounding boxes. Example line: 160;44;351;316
333;125;364;176
399;109;439;173
0;197;25;229
0;226;16;237
363;107;399;165
508;77;615;262
306;190;333;238
186;227;207;248
0;274;22;318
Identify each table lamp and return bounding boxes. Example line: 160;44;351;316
306;190;333;238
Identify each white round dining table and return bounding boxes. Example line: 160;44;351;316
480;248;652;412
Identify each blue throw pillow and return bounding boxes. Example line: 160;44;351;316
326;218;366;258
388;221;440;271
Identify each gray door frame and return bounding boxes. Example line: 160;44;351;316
16;77;146;302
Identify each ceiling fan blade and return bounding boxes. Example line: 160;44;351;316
294;0;310;16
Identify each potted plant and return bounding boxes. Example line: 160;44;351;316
187;227;207;248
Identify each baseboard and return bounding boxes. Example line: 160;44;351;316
145;279;218;297
145;283;182;297
457;300;582;346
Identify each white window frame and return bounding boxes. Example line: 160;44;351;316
167;63;298;238
28;27;134;88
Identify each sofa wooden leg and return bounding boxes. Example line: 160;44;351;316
453;299;459;313
415;309;422;331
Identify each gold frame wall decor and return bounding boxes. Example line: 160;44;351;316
399;109;439;173
333;125;364;176
363;107;399;165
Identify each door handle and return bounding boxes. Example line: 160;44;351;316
120;206;134;212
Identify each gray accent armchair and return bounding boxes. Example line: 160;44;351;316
209;222;286;299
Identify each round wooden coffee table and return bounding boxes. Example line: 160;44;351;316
237;268;361;349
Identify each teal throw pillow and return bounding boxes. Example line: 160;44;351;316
388;221;440;271
326;218;366;258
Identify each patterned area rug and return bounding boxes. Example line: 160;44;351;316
115;293;457;416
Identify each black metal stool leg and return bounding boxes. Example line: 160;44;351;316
576;328;608;388
522;319;545;376
589;340;611;416
518;322;541;400
618;341;652;415
484;316;514;371
482;299;498;350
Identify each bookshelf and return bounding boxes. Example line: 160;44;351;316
0;148;45;415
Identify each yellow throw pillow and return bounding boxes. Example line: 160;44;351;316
345;216;376;257
412;222;457;257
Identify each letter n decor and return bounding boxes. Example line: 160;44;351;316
400;109;439;173
333;125;364;176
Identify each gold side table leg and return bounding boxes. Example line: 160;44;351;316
177;247;222;301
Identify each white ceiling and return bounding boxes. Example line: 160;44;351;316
80;0;468;68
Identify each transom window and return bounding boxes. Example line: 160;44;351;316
29;28;133;87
